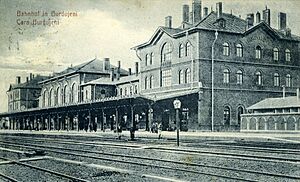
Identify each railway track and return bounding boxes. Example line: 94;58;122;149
0;139;300;181
2;135;300;163
0;155;89;182
3;133;300;156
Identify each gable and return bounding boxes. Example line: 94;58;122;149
241;25;280;47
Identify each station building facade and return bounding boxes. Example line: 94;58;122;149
1;0;300;132
133;1;300;131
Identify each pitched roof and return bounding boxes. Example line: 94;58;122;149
247;96;300;110
82;74;139;86
195;12;247;33
134;11;300;49
8;75;48;91
54;58;128;76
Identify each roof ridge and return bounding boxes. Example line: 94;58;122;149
76;58;97;72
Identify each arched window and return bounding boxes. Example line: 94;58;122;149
274;73;280;87
129;86;133;95
145;54;150;66
285;49;291;62
223;69;230;84
119;88;123;96
224;106;230;125
273;48;279;61
63;85;68;104
286;74;291;87
85;90;88;100
134;85;138;94
223;43;229;56
42;90;47;107
186;42;191;57
237;106;244;126
236;44;243;57
150;53;154;65
49;88;53;106
255;71;262;85
161;42;172;63
236;70;243;85
150;76;154;89
255;46;262;59
71;83;77;103
56;87;60;105
179;70;184;84
185;68;191;83
125;87;128;95
145;77;148;90
179;44;184;58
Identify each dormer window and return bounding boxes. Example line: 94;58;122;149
217;18;226;28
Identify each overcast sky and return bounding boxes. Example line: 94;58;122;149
0;0;300;112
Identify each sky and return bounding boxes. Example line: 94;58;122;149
0;0;300;112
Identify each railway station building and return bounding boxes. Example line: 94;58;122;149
1;0;300;132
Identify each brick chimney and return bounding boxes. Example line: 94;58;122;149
256;11;261;24
182;4;189;23
110;68;114;81
104;58;110;71
128;68;132;75
192;0;202;23
278;12;287;30
247;13;254;28
216;2;222;19
165;16;172;28
16;76;21;84
26;77;29;83
203;7;208;17
29;73;33;80
117;61;121;80
263;6;271;25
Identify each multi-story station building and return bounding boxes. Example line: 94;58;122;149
0;0;300;132
133;1;300;131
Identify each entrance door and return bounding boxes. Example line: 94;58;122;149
162;110;170;131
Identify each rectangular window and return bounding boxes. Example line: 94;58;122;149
161;69;172;87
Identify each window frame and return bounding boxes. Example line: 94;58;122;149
274;73;280;87
179;44;184;58
236;70;243;85
161;42;172;63
273;48;279;62
255;46;262;59
285;49;291;62
236;44;243;57
223;69;230;84
255;71;262;86
223;43;230;56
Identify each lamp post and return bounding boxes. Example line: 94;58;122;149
211;30;218;132
173;98;181;146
